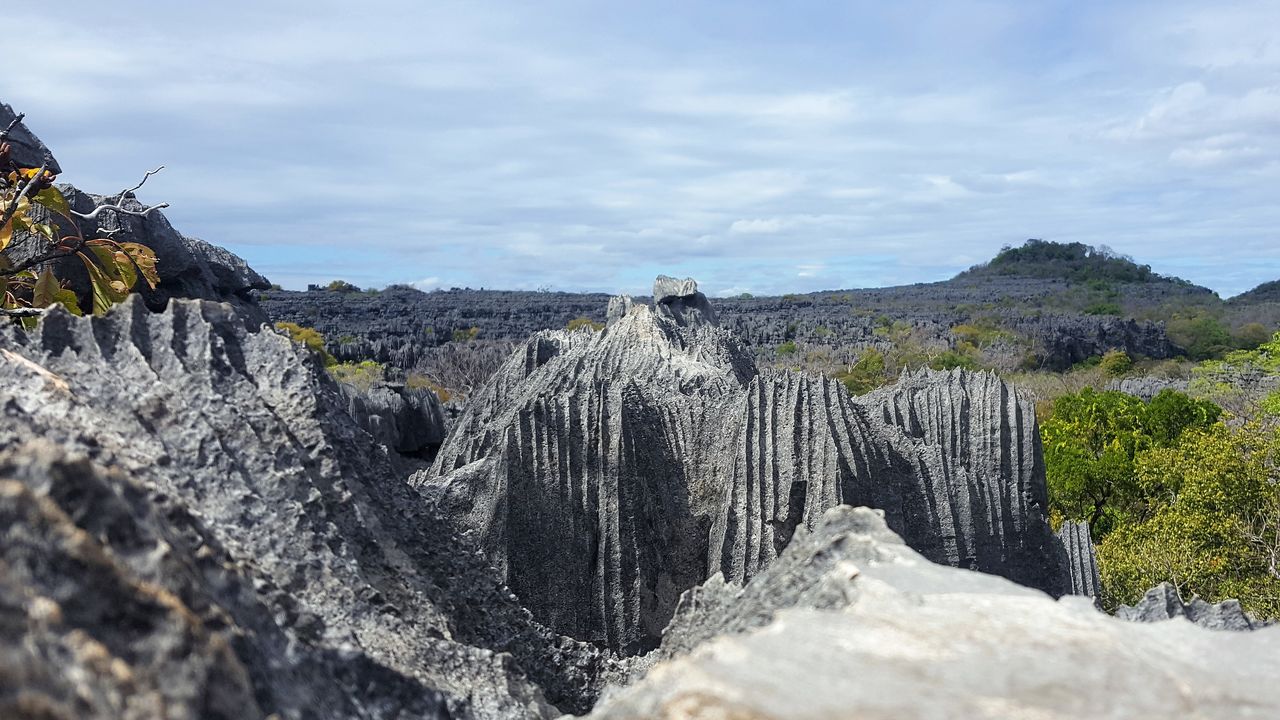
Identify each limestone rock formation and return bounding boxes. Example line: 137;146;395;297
417;284;1066;653
1117;583;1270;631
340;381;448;456
1056;520;1101;599
587;506;1280;720
0;297;605;719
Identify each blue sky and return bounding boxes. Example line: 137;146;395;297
7;1;1279;297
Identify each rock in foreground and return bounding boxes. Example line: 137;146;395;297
589;506;1280;720
0;298;603;719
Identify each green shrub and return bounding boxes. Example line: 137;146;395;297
329;360;385;392
1097;423;1280;618
835;348;886;395
1168;312;1233;360
406;372;452;403
776;340;798;356
1042;388;1220;538
326;279;361;293
1099;349;1133;377
929;350;980;371
1083;301;1122;316
275;321;336;366
566;316;604;332
451;327;480;343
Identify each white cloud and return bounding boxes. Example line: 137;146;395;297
5;0;1280;297
729;218;785;234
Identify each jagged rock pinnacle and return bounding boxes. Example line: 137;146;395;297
417;283;1067;653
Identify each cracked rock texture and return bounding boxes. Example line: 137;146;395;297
0;297;606;719
417;280;1066;654
586;506;1280;720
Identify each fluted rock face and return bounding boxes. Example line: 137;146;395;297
1117;583;1270;631
340;382;448;455
1056;520;1101;599
417;287;1065;653
586;506;1280;720
0;297;604;719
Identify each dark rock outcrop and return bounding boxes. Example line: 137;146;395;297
0;297;606;719
587;506;1280;719
340;381;448;456
0;103;60;173
1117;583;1270;631
416;280;1066;653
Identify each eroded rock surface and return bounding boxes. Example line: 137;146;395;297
0;297;605;719
417;287;1066;653
1117;582;1270;631
587;506;1280;720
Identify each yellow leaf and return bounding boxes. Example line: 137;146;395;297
32;187;70;218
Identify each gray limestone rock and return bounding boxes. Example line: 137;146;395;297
587;506;1280;720
1117;582;1270;631
0;297;606;719
341;381;448;455
1055;520;1101;600
417;286;1065;654
652;275;717;327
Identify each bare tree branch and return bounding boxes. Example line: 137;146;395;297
0;306;45;318
0;112;25;144
70;166;169;222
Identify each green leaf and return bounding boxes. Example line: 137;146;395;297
32;267;81;316
32;187;70;218
86;244;137;291
79;251;130;315
118;242;160;289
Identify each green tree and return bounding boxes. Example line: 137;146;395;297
1042;388;1220;537
835;347;886;395
1098;423;1280;618
1098;349;1133;377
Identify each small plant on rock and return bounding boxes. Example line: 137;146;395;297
1;111;161;326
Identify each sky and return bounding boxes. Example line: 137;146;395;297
5;1;1279;297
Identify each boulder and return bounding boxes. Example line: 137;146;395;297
1117;582;1270;631
587;506;1280;720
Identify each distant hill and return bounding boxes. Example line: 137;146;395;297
957;239;1201;288
1230;279;1280;305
